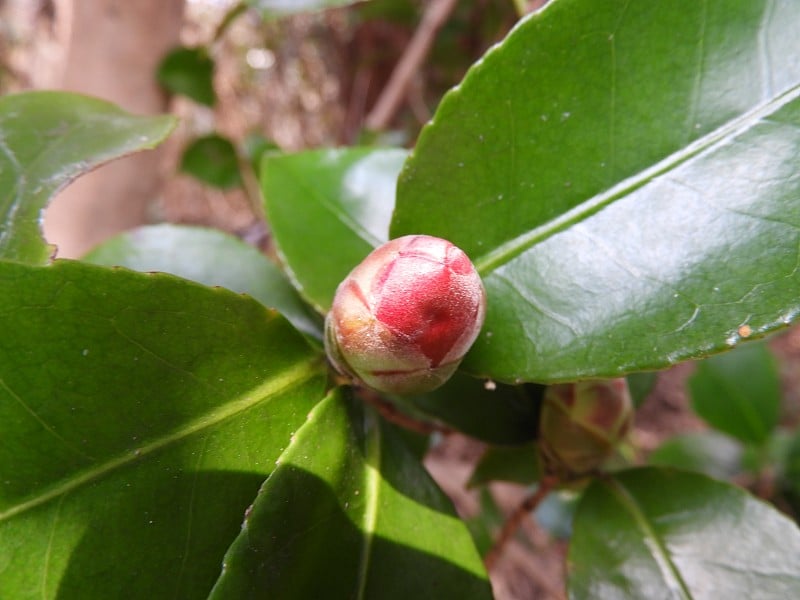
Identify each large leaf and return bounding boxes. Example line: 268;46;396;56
393;0;800;382
262;147;406;312
246;0;367;18
83;223;321;338
209;388;491;599
0;91;176;265
568;467;800;599
688;341;781;445
0;260;326;599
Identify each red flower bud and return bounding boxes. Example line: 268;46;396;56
538;378;633;477
324;235;486;395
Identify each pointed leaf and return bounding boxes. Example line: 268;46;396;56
210;388;492;599
627;372;657;408
393;0;800;382
83;223;321;338
569;467;800;599
688;342;781;445
0;260;326;599
0;91;176;265
262;147;406;312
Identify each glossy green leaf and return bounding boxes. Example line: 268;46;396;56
402;375;542;444
0;260;326;599
262;147;406;312
648;431;743;480
209;388;492;599
180;134;242;189
468;443;540;488
688;342;781;445
569;467;800;599
82;223;322;338
0;91;176;265
246;0;367;18
393;0;800;382
156;46;216;106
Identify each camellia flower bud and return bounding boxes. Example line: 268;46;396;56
538;378;633;477
324;234;486;395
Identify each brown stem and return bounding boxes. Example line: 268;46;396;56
359;389;454;436
484;475;558;571
364;0;459;130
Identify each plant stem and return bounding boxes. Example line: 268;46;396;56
484;475;558;571
360;389;454;436
365;0;459;130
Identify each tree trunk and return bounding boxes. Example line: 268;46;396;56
43;0;184;258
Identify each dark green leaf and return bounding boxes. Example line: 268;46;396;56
246;0;367;18
0;260;326;599
179;134;242;189
627;372;657;408
0;91;176;265
402;374;542;445
468;443;540;488
156;46;216;106
262;147;407;312
689;342;781;445
648;431;743;480
569;467;800;599
82;223;321;338
209;388;492;599
393;0;800;382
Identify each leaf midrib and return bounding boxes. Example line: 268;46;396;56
355;409;382;600
0;357;322;523
605;476;693;600
473;80;800;276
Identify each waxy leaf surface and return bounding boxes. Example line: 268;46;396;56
0;92;176;264
569;467;800;599
0;260;326;599
83;223;321;338
262;147;406;312
210;388;491;599
393;0;800;382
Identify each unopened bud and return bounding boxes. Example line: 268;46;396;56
324;235;486;395
538;378;632;476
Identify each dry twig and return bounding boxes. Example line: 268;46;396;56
365;0;459;130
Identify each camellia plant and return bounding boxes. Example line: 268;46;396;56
3;0;800;598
